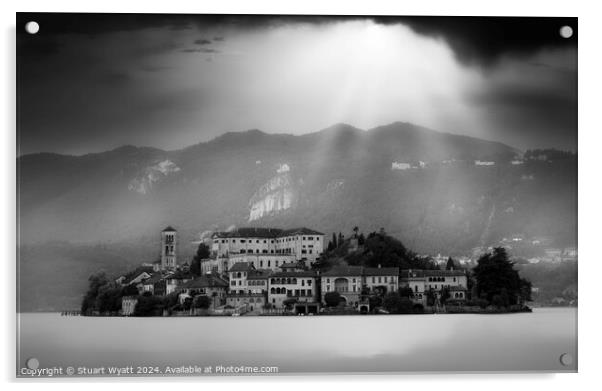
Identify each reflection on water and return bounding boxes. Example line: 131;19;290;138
17;308;577;375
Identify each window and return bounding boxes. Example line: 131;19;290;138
308;280;312;286
301;280;305;286
241;239;246;243
301;250;307;254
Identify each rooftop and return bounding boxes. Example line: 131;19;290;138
180;275;229;290
402;269;467;278
165;270;194;280
270;270;318;278
162;226;177;232
364;267;399;276
213;226;324;239
247;269;272;279
141;273;165;285
228;262;255;273
321;266;364;277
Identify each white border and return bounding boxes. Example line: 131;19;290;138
3;0;600;389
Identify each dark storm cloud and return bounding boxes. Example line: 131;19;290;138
16;13;577;155
373;16;577;66
17;13;577;66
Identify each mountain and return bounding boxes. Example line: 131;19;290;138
17;122;577;311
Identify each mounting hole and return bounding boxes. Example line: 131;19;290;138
25;21;39;34
559;25;573;39
26;357;39;370
559;353;573;366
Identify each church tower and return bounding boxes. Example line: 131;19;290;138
161;226;177;270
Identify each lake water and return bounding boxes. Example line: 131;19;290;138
17;308;577;376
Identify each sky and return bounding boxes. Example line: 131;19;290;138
17;14;577;155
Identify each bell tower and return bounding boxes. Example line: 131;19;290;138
161;226;177;270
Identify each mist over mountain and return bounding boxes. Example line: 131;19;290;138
17;122;576;311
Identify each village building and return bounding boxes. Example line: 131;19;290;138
363;267;399;295
226;293;267;312
205;227;325;275
165;270;194;295
177;274;229;309
224;263;271;312
400;269;469;305
268;270;319;314
140;272;164;295
161;226;177;270
115;266;154;287
320;266;364;306
320;266;400;308
121;296;138;316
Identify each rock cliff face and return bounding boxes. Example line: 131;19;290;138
128;159;180;195
248;164;295;221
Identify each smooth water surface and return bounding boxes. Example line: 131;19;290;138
17;308;577;376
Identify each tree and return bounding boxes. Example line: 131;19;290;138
426;289;437;307
353;226;359;237
134;295;165;316
190;243;210;276
368;295;383;310
121;284;139;297
182;297;193;311
382;292;414;314
193;295;211;309
338;232;344;246
440;287;451;305
96;284;123;314
331;233;338;249
473;247;530;306
399;286;414;298
283;298;298;310
327;240;334;252
164;292;180;310
263;302;273;311
446;257;456;270
324;291;342;307
358;233;366;245
81;272;109;315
